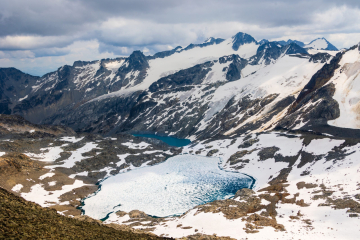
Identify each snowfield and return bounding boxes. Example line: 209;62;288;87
2;32;360;240
105;132;360;239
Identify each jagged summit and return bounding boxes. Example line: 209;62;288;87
258;39;269;45
304;37;338;51
203;37;225;44
282;42;308;55
126;50;149;70
231;32;257;51
276;39;305;47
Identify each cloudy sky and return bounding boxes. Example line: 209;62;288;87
1;0;360;76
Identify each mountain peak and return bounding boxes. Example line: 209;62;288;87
204;37;215;43
305;38;338;51
203;37;225;45
276;39;305;47
258;39;269;45
231;32;257;51
283;42;308;55
127;50;149;70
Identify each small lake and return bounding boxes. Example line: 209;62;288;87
132;133;191;147
81;155;254;220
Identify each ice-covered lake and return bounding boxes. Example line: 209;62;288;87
82;155;254;219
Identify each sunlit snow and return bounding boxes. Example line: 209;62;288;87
82;155;253;219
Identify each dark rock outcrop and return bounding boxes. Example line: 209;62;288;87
232;32;257;51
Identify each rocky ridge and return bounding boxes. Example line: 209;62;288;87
0;32;360;239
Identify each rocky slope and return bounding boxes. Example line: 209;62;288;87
0;32;349;141
0;32;360;239
0;187;169;239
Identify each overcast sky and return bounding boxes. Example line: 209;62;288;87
1;0;360;76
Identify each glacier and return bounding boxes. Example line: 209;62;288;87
81;154;254;219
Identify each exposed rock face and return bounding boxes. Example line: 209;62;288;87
183;38;225;51
290;52;342;111
149;46;183;59
231;32;257;51
276;39;305;47
111;50;149;90
282;42;308;55
277;52;343;132
309;52;332;63
0;68;40;114
149;62;214;92
0;114;74;136
219;55;248;81
234;188;255;199
0;32;351;142
249;42;282;65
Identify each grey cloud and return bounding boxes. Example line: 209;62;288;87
1;0;359;38
1;0;360;75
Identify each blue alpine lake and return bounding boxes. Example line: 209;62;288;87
132;133;191;147
81;155;254;220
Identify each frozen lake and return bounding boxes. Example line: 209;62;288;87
82;155;254;220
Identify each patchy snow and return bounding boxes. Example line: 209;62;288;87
116;153;131;167
21;180;87;207
39;172;55;180
26;145;65;162
48;142;98;169
0;152;6;157
134;132;360;239
121;142;151;149
152;210;247;239
68;171;89;179
18;95;28;101
48;181;57;187
73;62;101;89
60;136;84;143
105;59;125;71
202;60;231;84
12;184;23;192
196;55;324;135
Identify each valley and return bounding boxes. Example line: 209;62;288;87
1;32;360;239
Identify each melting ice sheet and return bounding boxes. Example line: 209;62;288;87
82;155;253;219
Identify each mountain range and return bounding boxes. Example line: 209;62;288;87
1;32;360;239
0;32;350;140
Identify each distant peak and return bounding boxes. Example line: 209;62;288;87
203;37;225;45
232;32;257;51
204;37;215;43
258;39;269;45
305;37;338;51
276;39;305;47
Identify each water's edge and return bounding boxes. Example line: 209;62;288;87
132;133;191;147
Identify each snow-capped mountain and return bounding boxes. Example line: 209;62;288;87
0;32;352;141
1;31;360;240
304;37;338;51
276;39;305;47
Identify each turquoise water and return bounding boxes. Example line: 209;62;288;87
133;133;191;147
